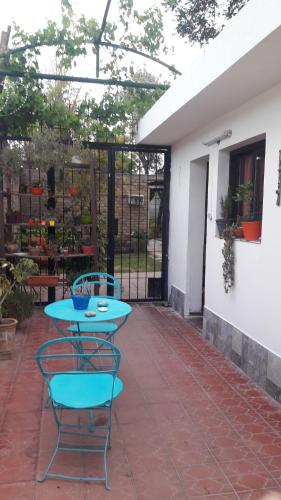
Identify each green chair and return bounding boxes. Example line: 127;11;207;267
36;336;122;489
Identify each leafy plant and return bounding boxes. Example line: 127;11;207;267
222;226;234;293
233;180;254;220
3;289;35;325
0;259;39;322
220;188;233;220
162;0;249;45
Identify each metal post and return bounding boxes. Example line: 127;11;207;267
107;148;115;295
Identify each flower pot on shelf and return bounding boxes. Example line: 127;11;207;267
241;221;262;241
29;236;46;247
81;245;94;255
6;211;22;223
0;319;18;359
68;186;79;197
5;243;19;254
31;187;44;196
80;215;92;224
71;294;91;310
28;246;43;256
25;275;60;286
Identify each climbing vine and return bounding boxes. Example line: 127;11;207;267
222;226;234;293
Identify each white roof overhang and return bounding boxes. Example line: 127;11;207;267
137;0;281;145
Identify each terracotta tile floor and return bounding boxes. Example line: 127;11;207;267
1;305;281;499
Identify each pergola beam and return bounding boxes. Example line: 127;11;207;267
0;68;169;90
96;0;112;78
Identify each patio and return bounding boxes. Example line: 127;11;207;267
1;304;281;499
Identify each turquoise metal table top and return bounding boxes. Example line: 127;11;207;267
44;297;132;323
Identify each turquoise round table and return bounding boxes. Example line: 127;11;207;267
44;297;132;342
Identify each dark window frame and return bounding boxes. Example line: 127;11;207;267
229;140;265;222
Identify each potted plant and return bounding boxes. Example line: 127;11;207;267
233;181;262;241
216;188;234;238
0;258;39;357
31;182;44;196
80;214;92;225
28;240;43;256
68;185;79;197
81;240;94;255
5;241;20;254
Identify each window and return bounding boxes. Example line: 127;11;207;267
229;140;265;221
128;194;144;206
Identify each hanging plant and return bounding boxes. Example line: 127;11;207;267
222;226;234;293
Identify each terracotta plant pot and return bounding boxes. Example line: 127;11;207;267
231;226;244;239
81;245;94;255
5;243;19;253
31;187;43;196
68;186;79;197
26;275;60;286
28;246;43;256
0;318;18;359
241;221;262;241
29;236;46;247
44;245;58;257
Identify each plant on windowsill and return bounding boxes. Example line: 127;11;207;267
216;188;234;238
233;181;262;241
231;216;244;239
222;226;234;293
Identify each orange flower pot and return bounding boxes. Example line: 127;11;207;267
68;186;79;197
31;187;43;196
241;221;262;241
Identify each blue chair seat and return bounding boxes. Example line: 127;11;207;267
67;322;117;334
49;373;123;408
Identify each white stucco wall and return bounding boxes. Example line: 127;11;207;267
169;82;281;356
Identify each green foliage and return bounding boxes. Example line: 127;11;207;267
233;181;254;220
0;0;169;138
0;258;39;320
220;188;233;220
3;289;35;325
162;0;249;45
222;226;234;293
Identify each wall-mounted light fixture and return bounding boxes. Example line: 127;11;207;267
203;129;232;146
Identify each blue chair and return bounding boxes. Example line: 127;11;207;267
68;272;121;338
36;336;122;489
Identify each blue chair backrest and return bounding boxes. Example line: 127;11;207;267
71;272;121;299
36;336;121;401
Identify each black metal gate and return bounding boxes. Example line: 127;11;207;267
0;139;170;303
106;143;170;301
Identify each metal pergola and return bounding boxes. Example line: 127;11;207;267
0;0;181;90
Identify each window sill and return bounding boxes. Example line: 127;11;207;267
234;238;261;244
216;235;261;244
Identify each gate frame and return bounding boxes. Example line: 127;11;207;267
0;137;171;302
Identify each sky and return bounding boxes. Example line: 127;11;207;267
0;0;202;80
